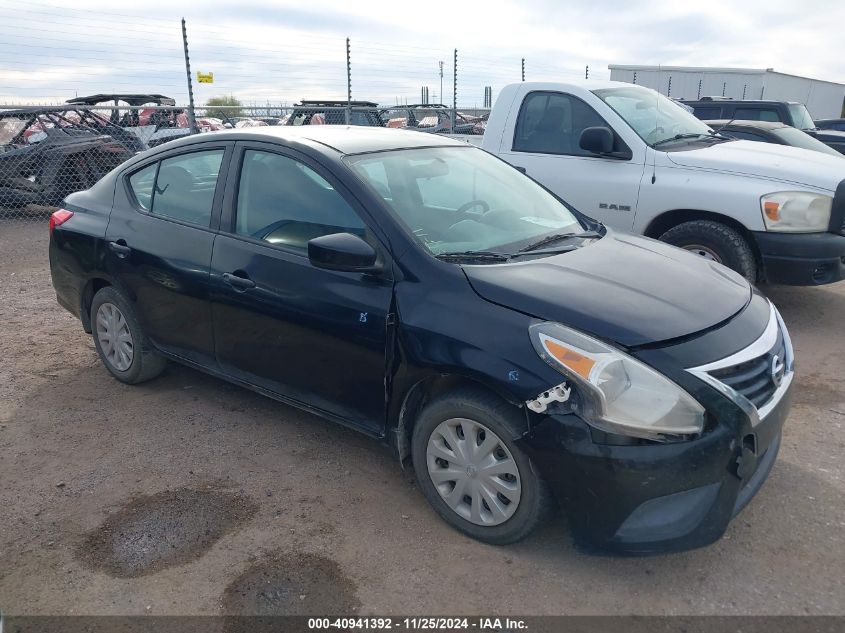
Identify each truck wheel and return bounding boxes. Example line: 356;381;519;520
660;220;757;282
90;287;166;384
411;387;554;545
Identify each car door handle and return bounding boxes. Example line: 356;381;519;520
108;241;132;258
513;165;527;174
222;272;256;290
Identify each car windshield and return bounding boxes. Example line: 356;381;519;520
787;104;816;130
773;126;843;156
593;86;714;147
345;146;583;256
0;118;28;145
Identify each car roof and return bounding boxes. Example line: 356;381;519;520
160;125;468;155
704;119;787;130
682;99;800;106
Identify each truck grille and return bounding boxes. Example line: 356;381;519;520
707;331;786;409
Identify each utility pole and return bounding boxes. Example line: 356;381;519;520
439;61;444;105
452;49;457;131
346;37;351;124
521;58;525;82
585;65;589;80
181;17;198;134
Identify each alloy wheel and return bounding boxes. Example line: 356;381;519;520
96;302;134;371
426;418;521;526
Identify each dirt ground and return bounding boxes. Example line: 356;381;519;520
1;219;843;617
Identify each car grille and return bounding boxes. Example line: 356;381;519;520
707;330;786;409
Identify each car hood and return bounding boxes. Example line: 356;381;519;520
462;232;751;348
663;140;845;192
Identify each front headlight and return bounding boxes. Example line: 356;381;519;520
529;323;704;440
761;191;832;232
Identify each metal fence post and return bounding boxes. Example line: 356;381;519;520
181;18;198;134
346;37;351;125
452;49;457;131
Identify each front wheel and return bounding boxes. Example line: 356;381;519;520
659;220;757;282
411;388;553;545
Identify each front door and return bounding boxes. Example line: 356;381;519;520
497;90;647;231
209;144;393;433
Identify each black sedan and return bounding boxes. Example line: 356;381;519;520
705;120;844;157
49;126;794;553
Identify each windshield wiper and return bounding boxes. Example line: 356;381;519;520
652;133;729;148
517;231;601;253
435;250;512;263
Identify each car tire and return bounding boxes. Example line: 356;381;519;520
90;286;166;384
411;387;554;545
659;220;757;282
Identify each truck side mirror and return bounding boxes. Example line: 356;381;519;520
579;126;615;154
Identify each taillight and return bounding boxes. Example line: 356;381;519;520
49;208;74;233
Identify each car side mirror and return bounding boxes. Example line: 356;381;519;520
578;127;633;159
579;126;615;154
308;232;379;273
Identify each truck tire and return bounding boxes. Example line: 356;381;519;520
660;220;757;282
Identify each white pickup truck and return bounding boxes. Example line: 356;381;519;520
469;81;845;285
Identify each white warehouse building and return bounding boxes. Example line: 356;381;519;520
608;65;845;119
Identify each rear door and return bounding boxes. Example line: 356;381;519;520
496;90;647;230
106;143;232;365
209;143;393;433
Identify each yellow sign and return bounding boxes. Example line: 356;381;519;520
197;72;214;84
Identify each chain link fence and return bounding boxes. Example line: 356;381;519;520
0;101;492;223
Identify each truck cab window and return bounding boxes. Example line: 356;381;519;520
513;91;606;156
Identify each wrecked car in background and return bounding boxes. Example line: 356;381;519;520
0;108;134;209
382;104;483;134
66;94;192;148
285;100;385;127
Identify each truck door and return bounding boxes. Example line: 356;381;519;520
496;90;647;231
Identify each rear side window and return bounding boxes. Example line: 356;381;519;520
734;108;782;123
128;163;157;210
127;149;224;226
513;91;607;156
151;151;224;226
234;150;365;250
692;106;721;119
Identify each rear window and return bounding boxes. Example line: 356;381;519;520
734;108;782;123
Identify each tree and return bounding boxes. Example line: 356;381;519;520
204;95;243;120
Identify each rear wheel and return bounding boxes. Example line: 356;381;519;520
90;287;166;384
411;387;553;544
659;220;757;282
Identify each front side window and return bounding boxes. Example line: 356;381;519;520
346;146;583;255
594;86;713;147
513;91;607;156
786;104;816;130
235;150;365;250
148;150;224;226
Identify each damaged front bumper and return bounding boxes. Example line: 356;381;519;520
518;378;792;554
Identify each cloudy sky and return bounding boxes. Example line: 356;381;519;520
1;0;842;107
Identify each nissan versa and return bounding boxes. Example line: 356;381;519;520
49;127;794;553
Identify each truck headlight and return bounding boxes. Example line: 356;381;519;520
529;323;704;440
761;191;832;232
